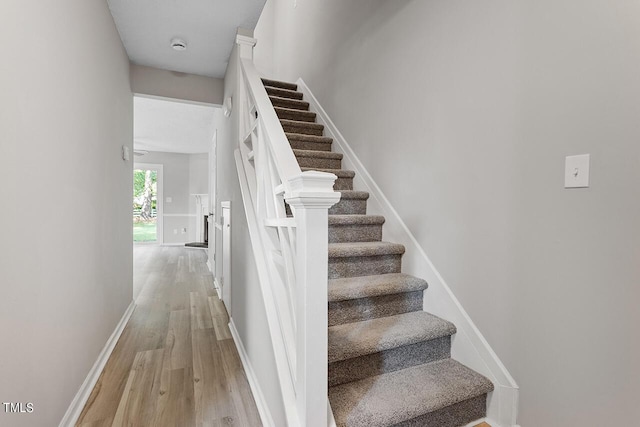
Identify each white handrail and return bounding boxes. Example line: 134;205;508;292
233;35;340;427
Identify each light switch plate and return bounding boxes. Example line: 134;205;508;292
565;154;590;188
166;197;172;203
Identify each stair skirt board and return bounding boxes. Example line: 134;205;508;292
295;78;520;427
261;78;502;427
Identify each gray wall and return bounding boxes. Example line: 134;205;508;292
137;151;208;245
254;1;640;426
0;1;133;425
214;41;287;426
130;64;224;105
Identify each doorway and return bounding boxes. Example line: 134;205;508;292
133;163;163;244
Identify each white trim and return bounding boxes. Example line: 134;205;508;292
213;277;222;299
228;318;275;427
59;301;136;427
297;79;520;427
220;201;232;315
134;163;164;245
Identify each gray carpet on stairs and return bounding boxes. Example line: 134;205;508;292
262;78;493;427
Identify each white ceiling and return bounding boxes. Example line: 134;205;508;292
108;0;266;78
134;96;216;154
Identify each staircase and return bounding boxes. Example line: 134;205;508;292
263;78;494;427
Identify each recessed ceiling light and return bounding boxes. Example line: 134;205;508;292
171;38;187;51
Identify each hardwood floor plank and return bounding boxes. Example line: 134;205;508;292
208;294;227;317
192;328;230;426
111;349;164;426
219;340;262;426
76;319;142;424
77;247;261;427
190;292;214;331
152;367;196;427
208;296;232;341
77;420;112;427
165;309;192;370
110;356;139;427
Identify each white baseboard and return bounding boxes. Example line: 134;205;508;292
59;300;136;427
228;319;275;427
297;78;520;427
213;277;222;299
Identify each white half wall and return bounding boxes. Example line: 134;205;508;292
0;1;133;425
214;40;287;427
254;1;640;426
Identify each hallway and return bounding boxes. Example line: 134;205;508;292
77;246;262;426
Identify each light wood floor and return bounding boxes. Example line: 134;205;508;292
77;246;262;427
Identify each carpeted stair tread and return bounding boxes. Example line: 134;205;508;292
329;359;494;427
328;241;405;258
269;96;310;110
287;134;333;151
261;78;297;91
286;133;333;144
293;149;343;160
275;106;317;122
265;73;493;425
337;190;369;200
329;191;370;215
293;148;342;168
302;167;355;178
265;86;303;100
328;311;455;362
328;214;385;226
328;273;427;302
280;119;325;136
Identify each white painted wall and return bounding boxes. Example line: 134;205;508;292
254;2;640;426
0;1;133;426
189;153;209;195
215;41;287;426
138;151;208;244
130;64;224;105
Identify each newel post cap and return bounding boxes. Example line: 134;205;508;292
285;171;341;209
235;31;257;60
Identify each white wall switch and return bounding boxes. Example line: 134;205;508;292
165;197;172;203
565;154;590;188
122;146;130;161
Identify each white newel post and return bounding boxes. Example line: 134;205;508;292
286;171;340;427
236;33;257;60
